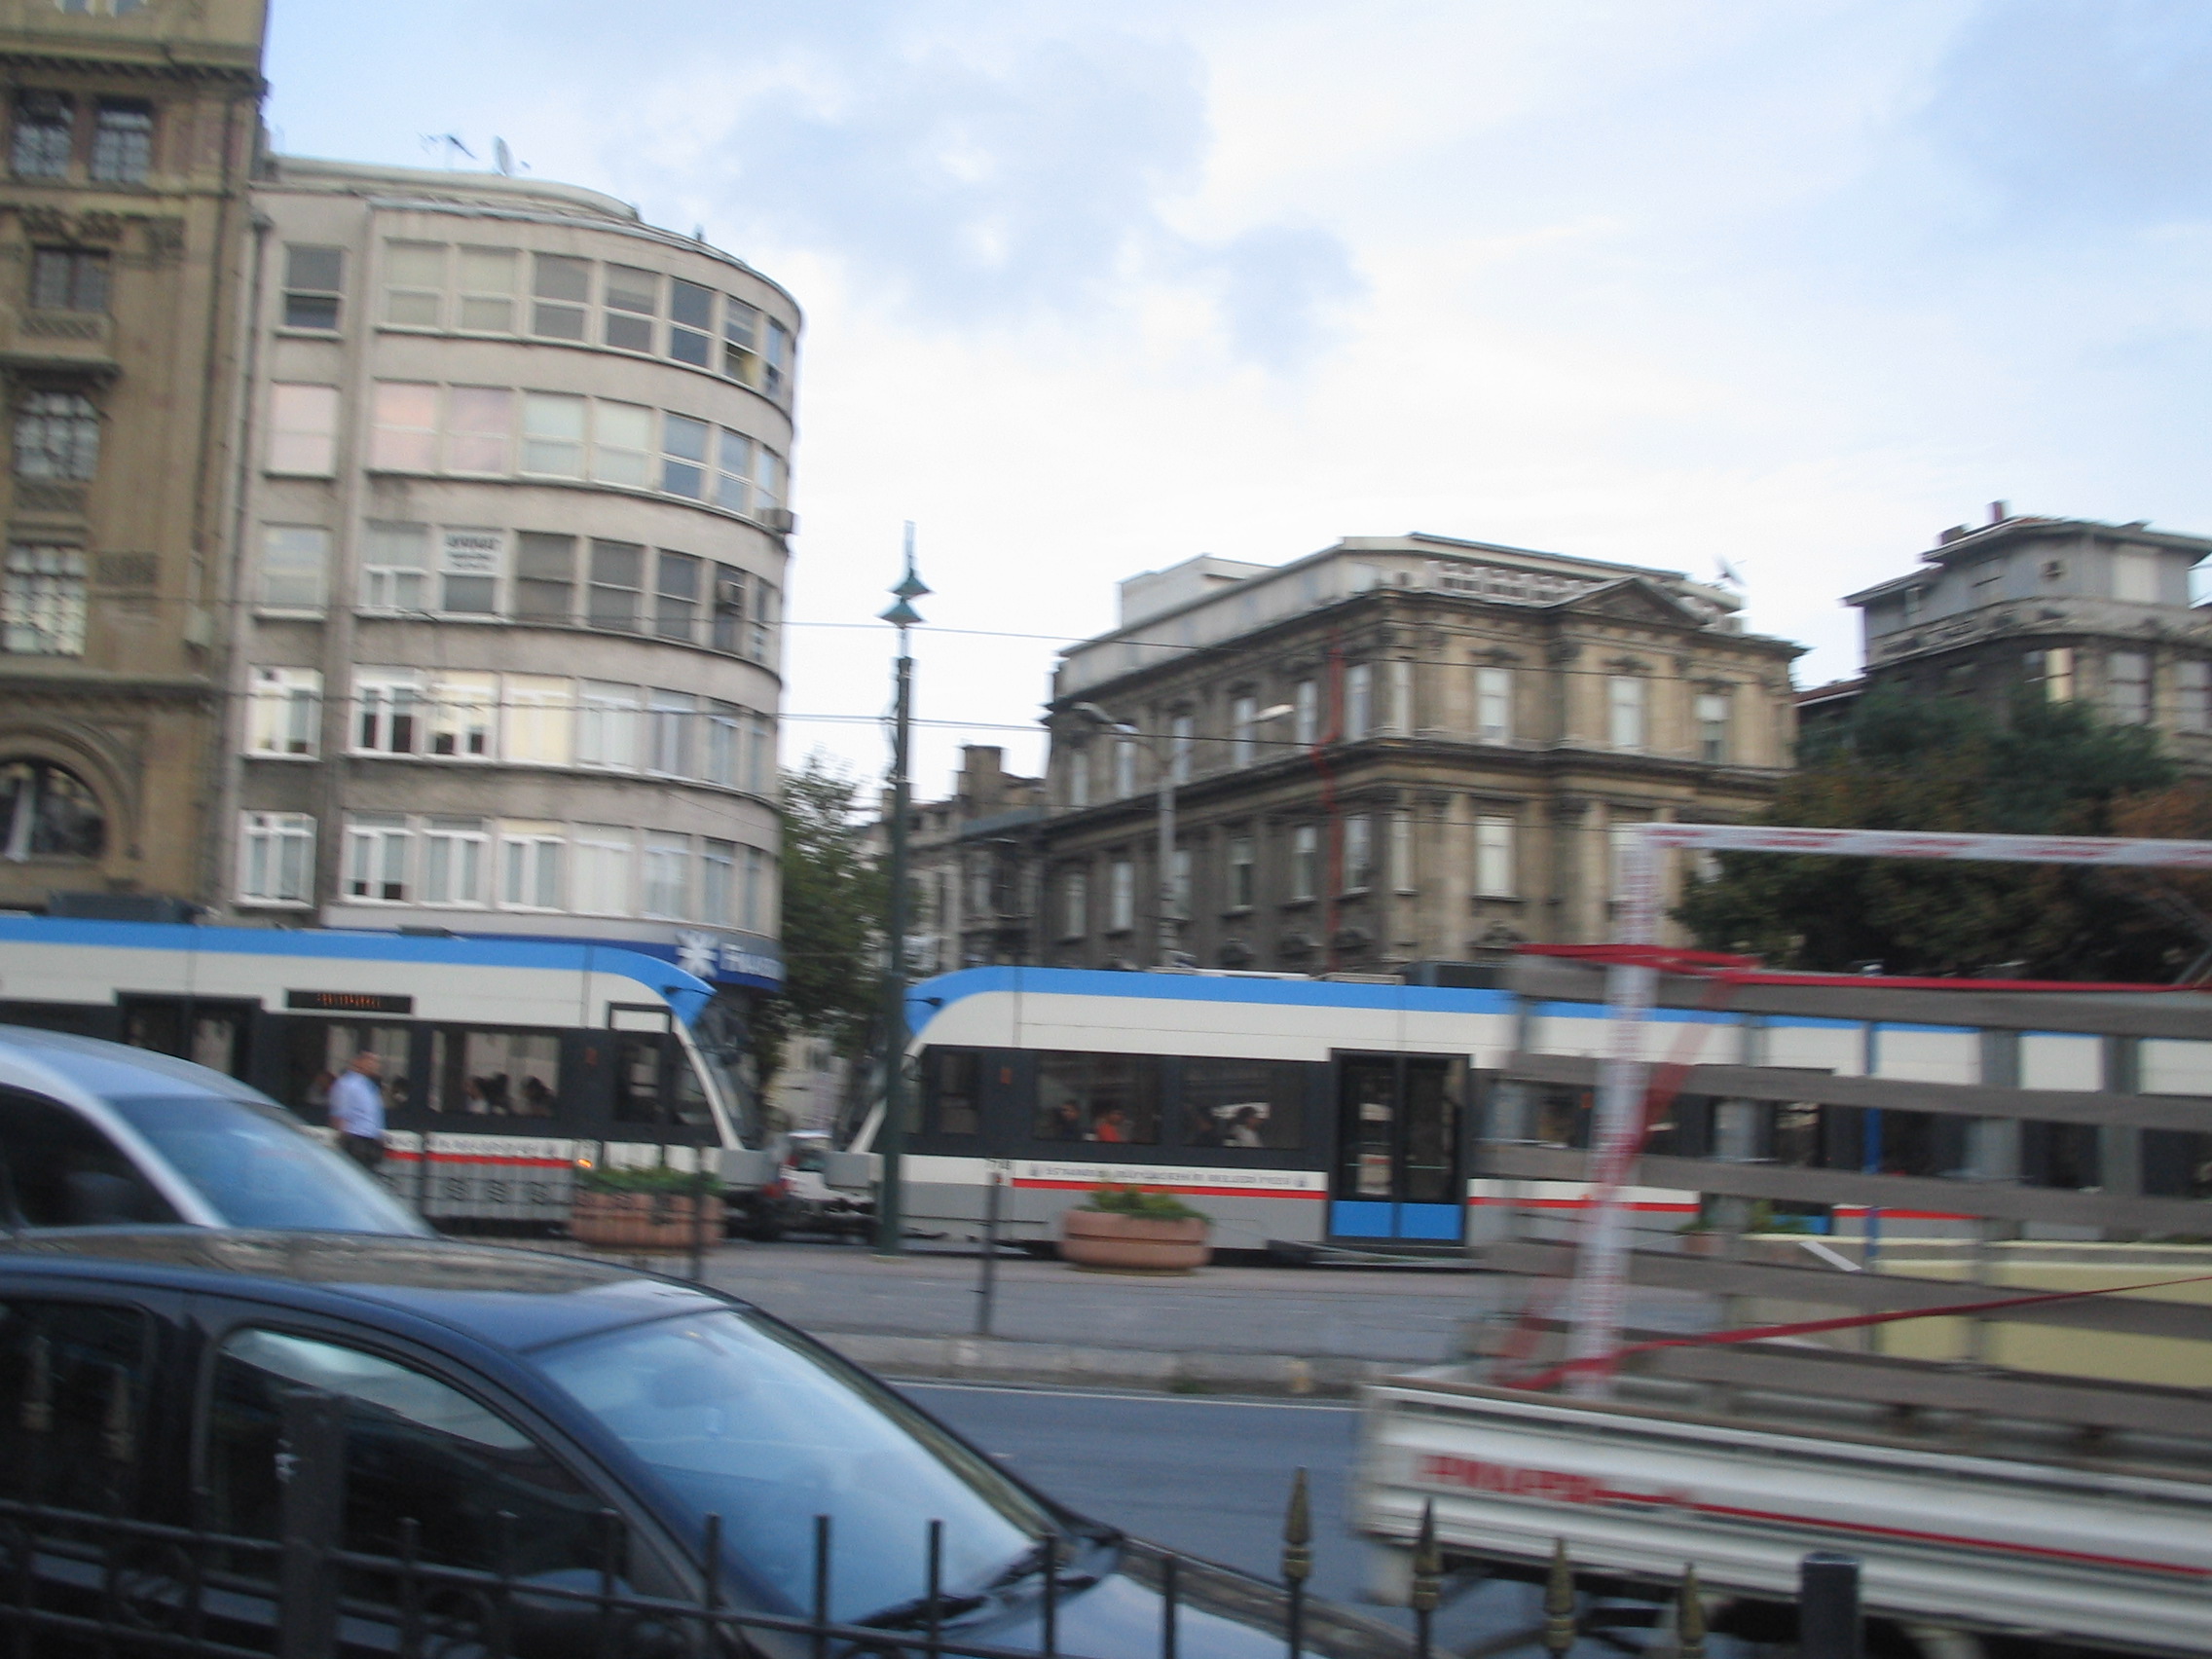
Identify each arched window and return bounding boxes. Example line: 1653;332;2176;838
16;389;99;481
0;758;105;860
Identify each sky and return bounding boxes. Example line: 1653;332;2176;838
263;0;2212;797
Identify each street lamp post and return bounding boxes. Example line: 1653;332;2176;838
1072;702;1290;968
875;526;928;1256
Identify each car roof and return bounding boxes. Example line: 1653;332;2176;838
0;1230;722;1352
0;1024;272;1105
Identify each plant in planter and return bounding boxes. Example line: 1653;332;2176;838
570;1162;720;1252
1057;1184;1212;1273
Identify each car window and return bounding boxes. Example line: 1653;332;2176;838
0;1298;156;1514
205;1327;614;1583
103;1095;424;1235
0;1087;179;1228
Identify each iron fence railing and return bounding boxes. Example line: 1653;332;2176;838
2;1385;1868;1659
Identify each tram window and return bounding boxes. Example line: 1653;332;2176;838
428;1029;560;1117
1533;1088;1591;1150
613;1034;713;1128
1771;1102;1821;1166
1182;1058;1303;1151
287;1023;414;1118
1033;1053;1159;1146
925;1050;980;1136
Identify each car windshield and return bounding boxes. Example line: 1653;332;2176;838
536;1309;1050;1621
105;1095;425;1235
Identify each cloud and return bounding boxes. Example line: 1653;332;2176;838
1198;223;1366;372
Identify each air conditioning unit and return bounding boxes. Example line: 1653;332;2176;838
715;577;746;610
760;507;797;535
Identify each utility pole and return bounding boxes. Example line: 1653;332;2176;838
875;525;927;1255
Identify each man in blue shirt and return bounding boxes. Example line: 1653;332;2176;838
328;1050;387;1170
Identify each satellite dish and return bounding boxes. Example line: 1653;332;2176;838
494;137;514;176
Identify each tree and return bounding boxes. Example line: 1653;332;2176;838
750;754;887;1100
1676;690;2190;979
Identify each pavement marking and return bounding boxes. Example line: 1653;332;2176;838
895;1379;1360;1413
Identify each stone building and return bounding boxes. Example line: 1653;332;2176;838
906;744;1046;975
215;156;794;1015
0;0;265;914
1039;535;1802;972
1830;508;2212;768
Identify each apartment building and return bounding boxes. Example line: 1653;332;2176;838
0;0;265;913
1040;535;1802;971
906;744;1047;975
217;157;793;1010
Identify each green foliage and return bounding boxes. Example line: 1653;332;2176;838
751;754;889;1094
1677;688;2187;980
1078;1184;1210;1223
574;1162;712;1194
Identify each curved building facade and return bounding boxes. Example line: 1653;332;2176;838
217;157;792;1017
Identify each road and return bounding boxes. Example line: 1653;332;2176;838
901;1380;1559;1654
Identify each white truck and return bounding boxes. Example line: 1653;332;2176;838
1355;1366;2212;1657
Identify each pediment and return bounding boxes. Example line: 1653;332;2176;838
1554;578;1699;626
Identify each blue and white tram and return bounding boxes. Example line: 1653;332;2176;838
0;916;756;1224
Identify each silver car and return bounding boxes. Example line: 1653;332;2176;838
0;1023;425;1234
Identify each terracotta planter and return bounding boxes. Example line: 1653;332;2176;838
571;1190;718;1252
1058;1209;1211;1273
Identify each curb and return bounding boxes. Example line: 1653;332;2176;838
811;1330;1414;1396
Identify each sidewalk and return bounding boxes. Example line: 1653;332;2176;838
670;1240;1713;1395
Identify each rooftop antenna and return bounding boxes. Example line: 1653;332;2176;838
494;137;515;177
1714;556;1747;590
420;133;474;170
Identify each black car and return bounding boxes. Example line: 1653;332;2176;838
0;1231;1409;1659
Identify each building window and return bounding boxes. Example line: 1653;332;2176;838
648;688;695;776
29;247;108;313
531;254;590;340
282;245;344;331
2025;645;2076;702
709;564;746;651
513;533;574;624
359;521;429;611
520;392;586;476
748;713;774;793
267;384;340;475
1231;694;1258;766
1113;736;1137;798
499;823;565;910
239;812;313;904
669;279;715;368
444;387;513;474
457;245;518;332
345;814;410;903
16;390;99;480
704;701;741;788
1293;679;1317;747
1108;858;1134;933
573;826;633;915
723;298;762;382
1169;711;1195;783
764;318;793;398
576;681;640;769
643;831;691;920
714;428;754;515
383;240;446;326
247;667;321;756
1066;744;1090;809
12;92;73;179
2114;548;2160;604
88;99;152;183
2;544;86;654
1475;666;1512;744
2108;650;2151;724
1290;824;1318;902
1607;675;1646;751
421;817;489;906
0;758;103;860
1475;816;1516;899
588;539;645;631
655;550;701;641
502;676;573;765
590;401;653;487
660;415;709;498
1061;869;1088;940
258;525;328;610
1391;810;1413;893
352;670;421;755
438;528;501;615
700;837;736;924
603;265;658;351
1227;834;1254;909
368;382;438;471
2179;660;2211;733
1345;814;1375;892
742;844;768;932
750;578;780;661
426;672;495;757
1695;691;1730;763
1344;663;1372;739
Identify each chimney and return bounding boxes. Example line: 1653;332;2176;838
959;745;1006;809
1988;500;2009;526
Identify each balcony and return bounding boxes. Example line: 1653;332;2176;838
0;310;118;380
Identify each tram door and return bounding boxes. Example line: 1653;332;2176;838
1330;1053;1463;1241
119;995;257;1081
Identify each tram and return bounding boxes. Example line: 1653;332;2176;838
877;962;2212;1253
0;915;756;1224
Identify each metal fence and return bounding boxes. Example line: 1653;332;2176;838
2;1385;1867;1659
